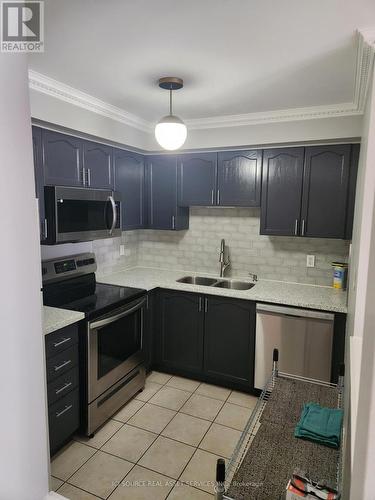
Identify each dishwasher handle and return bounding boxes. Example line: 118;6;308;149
256;303;334;322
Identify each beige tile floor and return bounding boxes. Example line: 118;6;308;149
51;372;258;500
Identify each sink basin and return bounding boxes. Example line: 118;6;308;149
214;280;255;290
177;276;219;286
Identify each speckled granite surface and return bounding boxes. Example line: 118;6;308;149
43;306;85;336
99;267;348;313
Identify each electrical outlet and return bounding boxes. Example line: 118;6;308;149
306;255;315;268
119;244;125;256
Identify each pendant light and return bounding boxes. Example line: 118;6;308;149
155;77;187;151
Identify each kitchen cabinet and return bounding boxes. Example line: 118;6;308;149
45;324;80;456
82;141;113;189
217;150;262;206
42;130;83;187
301;145;351;238
345;144;359;239
32;126;46;241
143;292;155;371
260;148;304;236
261;145;357;239
146;155;189;230
114;149;145;230
155;290;256;389
157;290;204;373
178;153;217;206
203;296;255;385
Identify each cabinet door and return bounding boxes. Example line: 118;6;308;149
83;141;113;189
301;145;351;239
32;127;46;241
217;150;262;206
157;291;204;373
114;149;145;230
204;296;255;386
178;153;217;206
345;144;359;239
146;155;189;230
42;130;83;186
260;148;304;236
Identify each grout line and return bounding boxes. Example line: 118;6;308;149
58;481;105;499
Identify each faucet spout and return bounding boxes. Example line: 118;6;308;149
219;239;230;277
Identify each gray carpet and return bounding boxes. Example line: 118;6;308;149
226;377;340;500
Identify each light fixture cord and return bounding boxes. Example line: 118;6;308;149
169;87;173;116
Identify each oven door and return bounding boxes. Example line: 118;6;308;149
45;186;121;243
88;296;146;403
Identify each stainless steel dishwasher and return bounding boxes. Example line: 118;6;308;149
254;303;334;389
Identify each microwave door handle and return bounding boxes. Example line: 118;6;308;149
108;195;117;235
89;298;146;330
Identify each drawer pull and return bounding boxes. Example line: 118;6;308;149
53;337;71;348
54;359;72;372
55;382;72;395
55;404;73;418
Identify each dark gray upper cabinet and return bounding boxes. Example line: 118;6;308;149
203;296;255;386
114;149;145;230
42;130;83;187
157;290;204;373
217;150;262;206
301;145;351;238
32;126;46;241
345;144;359;240
146;155;189;230
178;153;217;206
82;141;113;189
260;148;304;236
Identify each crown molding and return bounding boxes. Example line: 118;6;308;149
28;28;375;133
28;70;152;133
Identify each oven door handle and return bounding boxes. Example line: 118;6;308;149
108;195;117;235
89;298;146;330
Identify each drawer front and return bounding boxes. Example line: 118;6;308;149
46;345;78;383
45;324;78;359
47;367;79;406
48;389;79;455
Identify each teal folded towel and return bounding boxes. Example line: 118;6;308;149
294;402;343;449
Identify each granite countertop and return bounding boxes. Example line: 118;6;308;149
43;306;85;336
98;267;348;313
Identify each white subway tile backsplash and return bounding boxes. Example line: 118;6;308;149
93;208;349;286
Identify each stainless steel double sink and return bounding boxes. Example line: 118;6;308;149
176;275;255;290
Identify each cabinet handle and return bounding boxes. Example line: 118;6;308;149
55;382;72;395
82;167;86;186
217;189;220;205
294;219;298;236
54;359;72;372
172;215;176;230
211;189;214;205
87;168;91;186
198;297;202;312
43;219;48;239
53;337;71;348
204;298;208;313
301;219;306;236
56;404;73;418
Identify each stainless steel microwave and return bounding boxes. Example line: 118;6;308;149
43;186;121;244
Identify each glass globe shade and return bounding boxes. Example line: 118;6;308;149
155;115;187;151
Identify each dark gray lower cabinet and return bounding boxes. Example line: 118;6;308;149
155;290;256;389
157;290;204;373
45;324;80;456
204;296;255;385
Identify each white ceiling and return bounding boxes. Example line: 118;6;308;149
29;0;375;124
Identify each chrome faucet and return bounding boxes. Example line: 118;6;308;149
248;272;258;282
219;239;230;277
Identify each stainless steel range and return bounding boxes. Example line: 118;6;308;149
42;253;147;436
